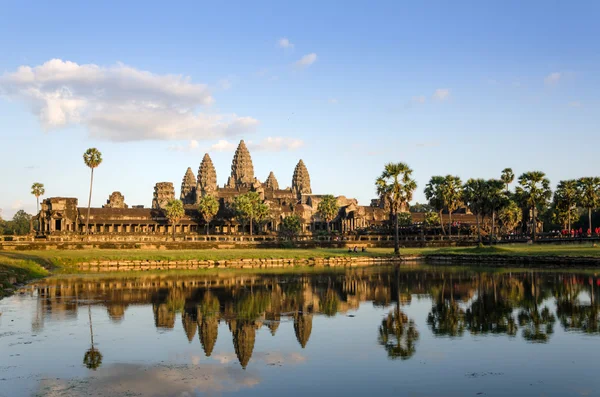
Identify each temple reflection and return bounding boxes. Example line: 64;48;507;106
30;267;600;368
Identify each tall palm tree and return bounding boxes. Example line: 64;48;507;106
515;171;552;241
31;182;45;214
424;176;446;235
164;199;185;241
554;180;579;232
441;175;462;236
501;168;515;192
83;148;102;235
485;179;506;244
197;195;220;235
376;163;417;255
463;178;487;243
577;177;600;236
316;195;339;233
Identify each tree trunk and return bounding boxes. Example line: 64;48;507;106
86;168;94;235
476;213;481;243
439;210;446;235
448;210;453;237
490;211;495;246
568;206;571;233
394;212;399;256
172;223;176;241
327;221;330;232
589;208;593;237
532;205;537;241
206;222;210;235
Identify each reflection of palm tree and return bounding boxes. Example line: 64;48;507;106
427;278;465;337
517;272;555;343
378;307;419;360
83;304;103;370
556;278;600;334
465;274;517;336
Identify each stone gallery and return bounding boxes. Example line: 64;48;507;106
37;140;388;236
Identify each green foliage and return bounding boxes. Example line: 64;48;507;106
498;200;522;233
1;210;33;235
83;148;103;169
423;211;440;226
577;177;600;232
317;195;339;226
441;175;463;216
83;347;103;370
424;176;446;213
501;168;515;191
553;180;579;230
397;212;413;226
409;202;434;213
198;195;220;233
280;214;302;240
232;192;266;235
516;171;552;238
164;199;185;240
463;179;487;216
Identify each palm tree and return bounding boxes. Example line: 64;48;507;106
164;199;185;241
376;163;417;255
317;194;339;233
498;200;522;235
424;176;446;235
197;195;220;235
554;180;579;232
463;179;487;243
485;179;506;244
501;168;515;192
83;148;102;235
515;171;552;241
83;304;103;370
577;177;600;236
31;182;45;214
441;175;462;236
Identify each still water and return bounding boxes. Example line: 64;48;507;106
1;265;599;397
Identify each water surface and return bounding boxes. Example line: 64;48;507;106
1;265;599;396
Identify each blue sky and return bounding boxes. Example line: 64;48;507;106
1;1;598;218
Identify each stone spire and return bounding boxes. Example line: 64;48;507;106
197;153;218;199
226;140;255;189
152;182;175;209
291;159;312;199
264;171;279;190
180;167;196;205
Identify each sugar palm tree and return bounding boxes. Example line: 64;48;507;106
197;195;220;235
441;175;462;236
424;176;446;235
31;182;45;214
376;163;417;255
554;180;579;232
164;199;185;241
83;148;102;235
501;168;515;192
498;200;522;235
485;179;506;244
515;171;552;241
463;178;487;243
577;177;600;236
317;195;339;233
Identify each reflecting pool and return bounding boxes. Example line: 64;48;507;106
1;265;600;396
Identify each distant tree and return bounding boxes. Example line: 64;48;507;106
515;171;552;240
9;210;32;235
317;195;339;233
577;177;600;235
409;202;434;213
281;214;302;240
441;175;463;236
197;195;220;235
498;200;522;235
397;212;413;226
164;199;185;241
463;179;488;243
83;148;102;235
501;168;515;192
254;202;271;234
424;176;446;235
31;182;45;214
423;211;440;227
484;179;507;244
553;180;579;232
232;192;263;235
376;163;417;255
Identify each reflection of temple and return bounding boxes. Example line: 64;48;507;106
30;269;600;368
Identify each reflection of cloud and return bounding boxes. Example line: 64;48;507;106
37;363;260;396
211;351;306;366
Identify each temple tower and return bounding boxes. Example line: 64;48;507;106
291;159;312;199
180;167;196;205
226;140;255;189
196;153;218;200
264;171;279;190
103;191;127;208
152;182;175;209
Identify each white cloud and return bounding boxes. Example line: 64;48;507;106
277;38;294;49
432;88;450;101
208;137;304;152
544;72;561;85
328;98;338;104
0;59;258;141
412;95;426;104
168;139;200;152
568;101;582;107
218;78;232;90
295;53;317;68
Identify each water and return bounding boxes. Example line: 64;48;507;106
1;265;599;397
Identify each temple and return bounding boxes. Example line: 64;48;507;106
37;140;393;237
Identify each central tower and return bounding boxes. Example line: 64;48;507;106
226;140;255;189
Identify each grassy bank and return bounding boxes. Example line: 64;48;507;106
0;256;49;298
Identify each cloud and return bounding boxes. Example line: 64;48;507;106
295;53;317;68
277;38;294;49
328;98;338;104
412;95;426;104
544;72;561;85
11;200;23;210
168;139;200;152
209;137;304;152
0;59;258;141
432;89;450;101
218;78;233;90
568;101;582;107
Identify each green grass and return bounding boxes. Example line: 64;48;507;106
0;255;49;297
421;243;600;257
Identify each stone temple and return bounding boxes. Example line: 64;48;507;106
37;140;388;236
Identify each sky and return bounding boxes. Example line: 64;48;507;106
0;0;598;218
